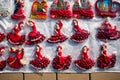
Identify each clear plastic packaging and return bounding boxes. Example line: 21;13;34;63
0;0;120;73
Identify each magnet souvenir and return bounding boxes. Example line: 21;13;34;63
96;19;120;42
95;0;120;18
30;0;48;19
52;46;72;70
73;0;94;19
26;20;45;45
47;20;68;43
50;0;72;19
30;45;50;70
7;21;25;45
74;46;95;70
97;44;116;69
70;19;90;43
11;0;26;20
7;47;25;69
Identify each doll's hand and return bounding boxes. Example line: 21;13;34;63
20;59;26;65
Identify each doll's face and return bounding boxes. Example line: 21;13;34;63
83;46;87;51
66;1;70;5
15;24;18;29
57;47;62;51
73;20;78;25
56;23;59;28
36;46;39;51
27;20;33;27
102;45;106;50
36;45;42;51
20;23;24;29
17;47;22;52
11;47;15;51
29;22;33;27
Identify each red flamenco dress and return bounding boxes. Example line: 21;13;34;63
47;20;68;43
96;19;120;42
52;46;72;70
74;46;95;70
0;46;6;70
97;44;116;69
11;0;25;20
50;0;72;19
0;32;5;42
26;21;45;45
73;0;94;19
30;45;50;70
7;21;25;45
71;19;90;43
7;47;25;69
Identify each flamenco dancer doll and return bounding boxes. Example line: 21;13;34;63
50;0;72;19
52;46;72;70
73;0;94;19
7;21;25;45
30;0;48;19
0;46;6;70
30;45;50;70
26;20;45;45
11;0;25;20
97;44;116;69
7;47;25;69
47;20;68;43
74;46;95;70
96;19;120;42
70;19;90;43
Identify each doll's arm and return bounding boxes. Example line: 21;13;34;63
17;49;24;59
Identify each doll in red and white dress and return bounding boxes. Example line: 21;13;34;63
26;20;45;45
0;46;6;70
73;0;94;18
7;47;25;69
50;0;72;19
7;21;25;45
96;19;120;42
52;46;72;70
47;20;68;43
0;32;5;42
30;45;50;70
71;19;90;43
97;44;116;69
74;46;95;70
11;0;25;20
